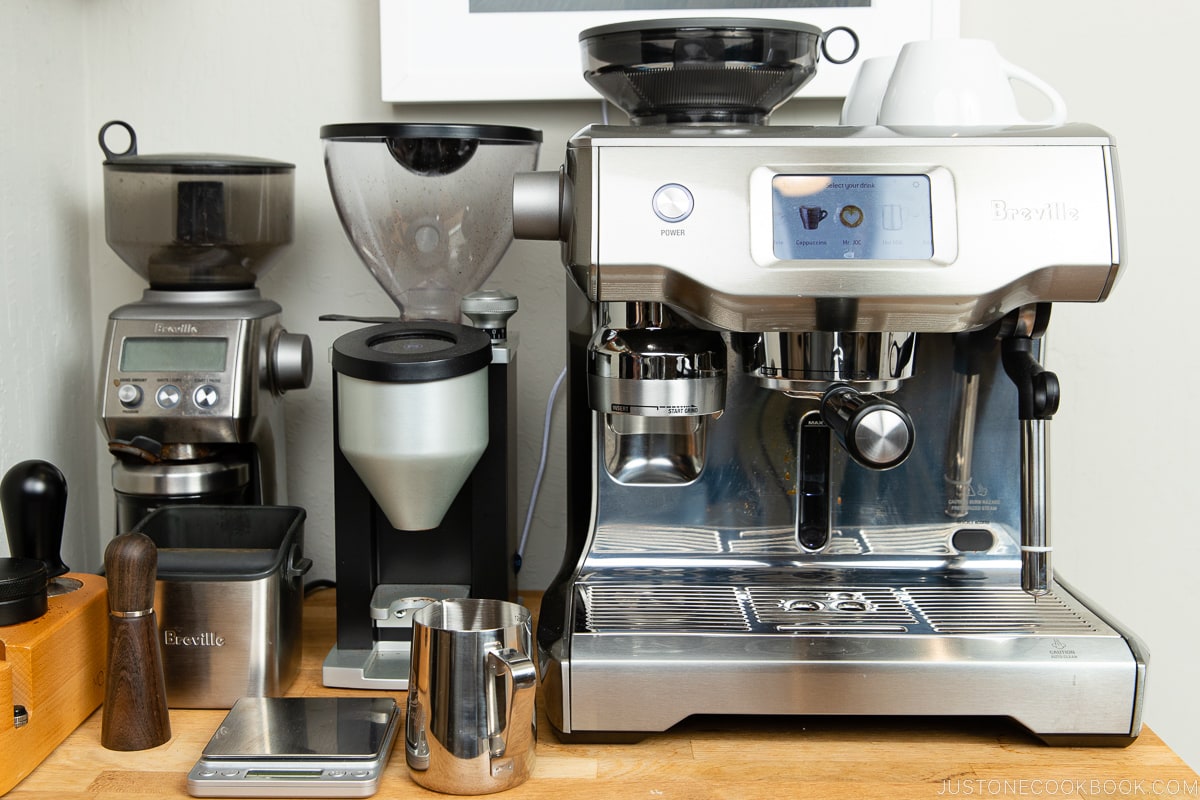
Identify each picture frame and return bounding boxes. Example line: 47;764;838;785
380;0;961;103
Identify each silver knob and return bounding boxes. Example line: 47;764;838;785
117;383;143;408
513;168;569;241
462;290;518;342
272;331;313;393
820;385;914;470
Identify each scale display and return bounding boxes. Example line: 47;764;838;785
772;174;933;261
120;337;228;372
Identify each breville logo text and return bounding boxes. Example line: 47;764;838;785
163;630;226;647
991;200;1080;222
153;322;200;334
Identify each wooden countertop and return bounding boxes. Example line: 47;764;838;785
9;588;1198;799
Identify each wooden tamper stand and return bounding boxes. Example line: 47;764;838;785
0;460;107;796
102;532;171;751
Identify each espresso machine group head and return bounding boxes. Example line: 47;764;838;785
96;122;312;535
318;123;541;690
513;19;1145;745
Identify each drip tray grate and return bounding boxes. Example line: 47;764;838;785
577;584;1103;636
905;587;1098;635
581;585;749;632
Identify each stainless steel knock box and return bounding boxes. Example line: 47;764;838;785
132;505;311;708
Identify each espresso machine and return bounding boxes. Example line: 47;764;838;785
96;122;313;533
512;19;1146;744
318;123;540;689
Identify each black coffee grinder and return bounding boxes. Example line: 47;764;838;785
318;123;541;689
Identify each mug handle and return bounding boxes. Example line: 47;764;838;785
486;648;538;759
1002;60;1068;126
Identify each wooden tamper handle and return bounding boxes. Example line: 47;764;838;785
101;532;171;751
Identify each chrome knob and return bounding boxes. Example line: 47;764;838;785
271;330;313;393
820;385;914;470
513;168;570;241
116;383;143;409
462;290;518;342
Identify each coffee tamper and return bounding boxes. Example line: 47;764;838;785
102;532;171;751
0;460;69;626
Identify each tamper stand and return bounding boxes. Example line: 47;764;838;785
0;461;107;795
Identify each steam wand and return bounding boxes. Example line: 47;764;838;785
999;304;1059;598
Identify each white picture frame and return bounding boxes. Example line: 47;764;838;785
380;0;960;103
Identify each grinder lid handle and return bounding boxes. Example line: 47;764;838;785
99;120;137;160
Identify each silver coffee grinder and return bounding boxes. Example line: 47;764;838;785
96;122;313;534
318;123;541;689
513;18;1146;745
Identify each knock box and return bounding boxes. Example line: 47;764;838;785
131;505;310;708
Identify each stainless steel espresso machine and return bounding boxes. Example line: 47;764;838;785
318;123;541;689
96;122;313;534
513;19;1145;745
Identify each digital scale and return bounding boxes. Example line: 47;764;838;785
187;697;401;798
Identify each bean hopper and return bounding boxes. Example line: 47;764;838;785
96;122;312;535
318;123;540;689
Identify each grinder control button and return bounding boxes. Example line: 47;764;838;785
155;385;182;409
194;384;220;409
117;383;143;408
653;183;694;223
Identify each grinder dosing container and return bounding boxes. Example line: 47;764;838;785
332;323;493;532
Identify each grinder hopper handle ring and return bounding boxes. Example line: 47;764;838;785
98;120;137;160
485;648;537;760
820;26;860;65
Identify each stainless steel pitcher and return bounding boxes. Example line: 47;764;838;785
405;598;536;794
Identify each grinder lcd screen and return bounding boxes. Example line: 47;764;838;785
120;336;228;372
772;174;933;261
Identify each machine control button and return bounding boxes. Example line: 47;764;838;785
193;384;220;409
652;183;694;223
155;385;182;409
952;528;996;552
117;383;143;408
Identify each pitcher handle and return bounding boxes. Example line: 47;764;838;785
486;647;537;759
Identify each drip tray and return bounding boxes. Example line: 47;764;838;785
578;583;1106;636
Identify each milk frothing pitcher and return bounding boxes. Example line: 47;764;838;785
406;598;536;794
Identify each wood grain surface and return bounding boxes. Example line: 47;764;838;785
7;588;1198;799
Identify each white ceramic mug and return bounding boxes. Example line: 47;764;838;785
839;55;896;125
877;39;1067;127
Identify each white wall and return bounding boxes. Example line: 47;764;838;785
1;0;1195;772
0;0;100;573
959;0;1200;772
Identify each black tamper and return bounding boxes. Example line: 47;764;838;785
0;460;72;626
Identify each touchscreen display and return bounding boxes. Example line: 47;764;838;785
120;337;228;372
772;174;933;261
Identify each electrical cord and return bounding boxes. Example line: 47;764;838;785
514;365;567;572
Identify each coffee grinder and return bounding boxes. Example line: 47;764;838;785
96;122;313;534
512;19;1146;744
318;123;541;689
